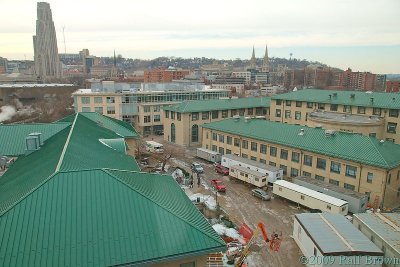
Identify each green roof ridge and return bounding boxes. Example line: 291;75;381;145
103;168;226;247
55;113;78;172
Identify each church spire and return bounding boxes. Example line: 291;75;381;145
262;44;269;72
249;45;257;69
113;49;116;67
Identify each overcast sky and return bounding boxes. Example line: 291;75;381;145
1;0;399;74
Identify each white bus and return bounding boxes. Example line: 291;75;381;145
145;141;164;153
273;180;349;215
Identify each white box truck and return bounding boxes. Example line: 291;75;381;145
221;154;283;184
196;148;221;163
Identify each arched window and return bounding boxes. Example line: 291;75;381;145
171;123;176;143
192;124;199;143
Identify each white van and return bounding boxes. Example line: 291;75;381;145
145;141;164;153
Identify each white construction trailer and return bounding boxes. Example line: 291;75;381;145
221;154;283;184
229;165;268;188
273;180;349;215
293;176;368;214
196;148;221;163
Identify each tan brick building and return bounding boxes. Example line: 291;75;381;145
201;117;400;209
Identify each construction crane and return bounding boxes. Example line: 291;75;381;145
230;222;282;267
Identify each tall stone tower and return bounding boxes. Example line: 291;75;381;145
33;2;62;81
262;44;270;73
249;46;257;70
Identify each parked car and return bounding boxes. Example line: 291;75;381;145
191;162;204;173
215;163;229;175
211;179;226;192
251;188;271;201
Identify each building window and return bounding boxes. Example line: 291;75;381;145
227;136;232;145
387;122;397;133
330;104;338;111
343;105;351;113
165;110;169;118
80;106;90;112
219;147;224;155
373;108;381;116
389;109;399;118
386;138;395;142
247;108;254;115
231;110;237;116
260;159;266;164
212;110;219;119
275;99;282;106
369;133;376;138
94;107;103;114
303;171;311;177
260;144;267;154
171;123;176;143
222;110;228;118
202;112;209;120
291;168;299;177
171;111;175;120
94;97;102;103
286;100;291;106
106;106;115;114
144;115;151;123
153;106;160;112
367;172;373;183
300;195;305;200
280;164;287;175
251;142;257;152
270;146;277;157
81;97;90;104
304;155;313;166
250;156;257;161
218;134;224;143
239;109;245;116
307;102;313;109
269;161;276;167
295;111;301;120
192;112;199;121
242;140;248;149
106;97;115;103
226;149;232;154
144;106;150;112
280;149;288;160
330;161;341;173
192;125;199;142
315;175;325;181
242;153;248;159
154;114;161;122
212;145;217;152
296;101;302;107
318;103;325;110
344;183;355;191
285;110;291;119
357;106;365;114
234;138;240;147
177;113;181;121
292;152;300;163
212;133;217;141
275;109;281;118
345;165;357;178
316;158;326;170
329;179;339;186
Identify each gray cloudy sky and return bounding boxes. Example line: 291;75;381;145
1;0;399;73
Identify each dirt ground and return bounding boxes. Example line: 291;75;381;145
141;135;306;267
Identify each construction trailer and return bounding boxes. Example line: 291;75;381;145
221;154;283;184
293;213;383;267
229;165;268;188
273;180;349;215
293;176;368;214
196;148;221;163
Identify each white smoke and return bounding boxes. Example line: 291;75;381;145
0;106;17;122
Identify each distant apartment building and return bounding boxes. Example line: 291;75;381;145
386;81;400;92
162;97;270;146
201;117;400;209
144;67;190;83
200;62;233;75
212;76;246;95
73;88;230;135
283;67;341;89
270;89;400;144
232;72;251;85
0;57;8;73
339;68;379;91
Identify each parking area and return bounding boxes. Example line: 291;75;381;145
142;135;305;267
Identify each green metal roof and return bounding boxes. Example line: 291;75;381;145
202;117;400;169
163;97;271;113
271;89;400;109
0;169;225;267
59;112;139;138
0;122;70;156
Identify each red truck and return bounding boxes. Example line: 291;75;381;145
211;179;226;192
215;163;229;175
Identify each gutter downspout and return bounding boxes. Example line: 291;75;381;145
382;170;389;209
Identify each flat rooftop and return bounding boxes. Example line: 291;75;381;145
308;111;383;125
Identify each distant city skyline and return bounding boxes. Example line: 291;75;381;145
0;0;399;74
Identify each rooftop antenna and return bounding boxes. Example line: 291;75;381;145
62;26;66;54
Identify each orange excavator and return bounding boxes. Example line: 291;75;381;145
227;222;282;267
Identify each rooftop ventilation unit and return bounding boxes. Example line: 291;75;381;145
333;93;338;97
350;93;355;99
298;128;305;136
370;97;374;103
25;135;40;154
380;139;385;144
324;129;336;136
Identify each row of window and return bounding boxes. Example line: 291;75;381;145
143;106;161;113
165;108;267;121
81;106;114;114
275;100;400;117
143;115;161;123
81;96;115;104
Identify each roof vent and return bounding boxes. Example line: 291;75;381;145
25;135;40;154
333;93;337;97
380;139;385;144
350;93;355;99
325;129;336;136
370;97;374;103
29;132;43;145
393;97;396;101
298;128;305;136
329;94;332;99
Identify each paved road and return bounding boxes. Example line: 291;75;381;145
145;136;305;267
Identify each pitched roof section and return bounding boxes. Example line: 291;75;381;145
0;169;225;267
163;97;271;113
59;112;139;138
271;89;400;109
0;122;70;156
202;117;400;169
